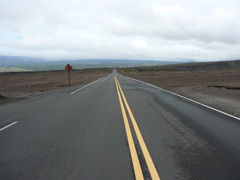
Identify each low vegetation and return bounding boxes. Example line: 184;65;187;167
0;67;31;72
0;68;111;97
120;60;240;117
121;60;240;72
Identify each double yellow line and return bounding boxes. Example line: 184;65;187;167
115;77;161;180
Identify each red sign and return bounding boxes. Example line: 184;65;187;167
65;64;72;71
65;64;72;86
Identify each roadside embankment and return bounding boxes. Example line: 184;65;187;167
121;68;240;118
0;68;111;103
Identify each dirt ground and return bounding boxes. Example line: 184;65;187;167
1;66;240;118
0;68;111;104
121;70;240;117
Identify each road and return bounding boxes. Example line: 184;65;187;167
0;71;240;180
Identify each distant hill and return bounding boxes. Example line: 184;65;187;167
0;55;183;72
0;55;44;66
134;60;240;72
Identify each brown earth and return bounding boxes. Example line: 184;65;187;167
121;68;240;118
0;68;111;104
1;60;240;118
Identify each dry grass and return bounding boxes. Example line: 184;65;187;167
121;69;240;117
0;69;111;97
122;70;240;88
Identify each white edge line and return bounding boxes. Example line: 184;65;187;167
0;121;18;132
70;77;104;95
124;75;240;121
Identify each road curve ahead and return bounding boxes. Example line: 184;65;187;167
0;71;240;180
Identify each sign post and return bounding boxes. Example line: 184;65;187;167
65;64;72;86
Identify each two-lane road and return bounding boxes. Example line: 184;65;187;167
1;71;240;179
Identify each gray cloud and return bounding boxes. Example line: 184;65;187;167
0;0;239;61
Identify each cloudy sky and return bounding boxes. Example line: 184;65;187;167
0;0;240;61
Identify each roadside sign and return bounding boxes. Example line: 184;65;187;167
65;64;72;71
65;64;72;86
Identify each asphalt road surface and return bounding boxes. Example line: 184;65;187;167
1;71;240;180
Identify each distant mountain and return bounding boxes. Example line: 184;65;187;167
0;55;184;71
134;60;240;71
0;55;44;66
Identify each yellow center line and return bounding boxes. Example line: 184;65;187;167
115;77;161;180
114;77;144;180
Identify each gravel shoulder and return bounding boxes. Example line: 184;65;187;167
0;68;111;104
122;70;240;118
